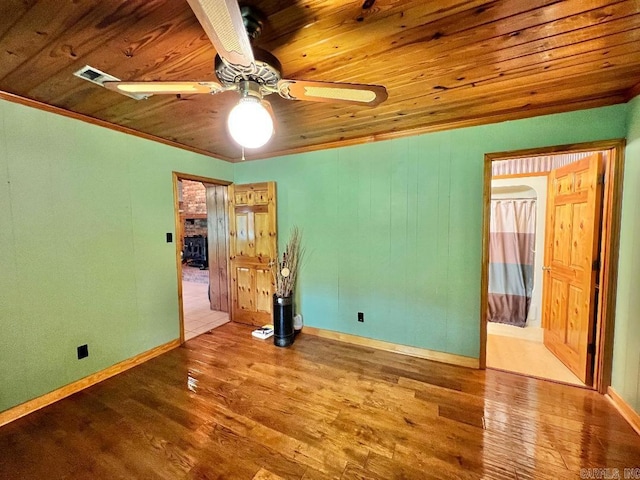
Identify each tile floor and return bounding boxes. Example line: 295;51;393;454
182;279;229;341
487;321;543;342
486;333;585;386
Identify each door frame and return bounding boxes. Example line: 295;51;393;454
172;172;232;345
479;139;626;393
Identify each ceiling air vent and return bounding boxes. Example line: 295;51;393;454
73;65;150;100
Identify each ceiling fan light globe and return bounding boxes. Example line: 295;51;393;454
227;97;274;149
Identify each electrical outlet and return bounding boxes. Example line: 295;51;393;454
358;312;364;322
77;344;89;359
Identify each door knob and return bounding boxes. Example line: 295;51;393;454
542;266;551;271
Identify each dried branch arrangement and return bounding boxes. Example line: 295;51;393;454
272;227;304;298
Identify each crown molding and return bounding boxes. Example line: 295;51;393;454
0;90;233;162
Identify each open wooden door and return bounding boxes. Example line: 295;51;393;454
228;182;276;326
542;153;604;384
205;184;229;312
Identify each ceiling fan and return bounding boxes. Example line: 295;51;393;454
103;0;388;150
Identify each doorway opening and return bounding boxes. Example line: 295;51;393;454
480;140;625;393
173;172;232;343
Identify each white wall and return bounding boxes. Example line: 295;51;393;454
491;176;548;330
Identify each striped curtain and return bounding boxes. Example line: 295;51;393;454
488;199;536;327
492;152;593;176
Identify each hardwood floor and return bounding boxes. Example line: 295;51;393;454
1;322;638;479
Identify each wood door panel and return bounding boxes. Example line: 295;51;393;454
254;190;269;205
569;202;588;269
555;174;573;195
255;269;272;314
229;182;277;327
566;284;584;353
235;213;253;257
552;204;571;265
206;184;229;313
206;186;221;311
254;212;272;259
549;277;567;334
236;267;254;312
215;186;230;312
235;191;249;206
574;170;591;192
542;153;603;385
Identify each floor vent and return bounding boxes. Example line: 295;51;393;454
73;65;150;100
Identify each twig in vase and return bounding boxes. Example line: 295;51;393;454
271;227;304;298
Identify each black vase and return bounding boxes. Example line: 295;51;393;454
273;295;294;347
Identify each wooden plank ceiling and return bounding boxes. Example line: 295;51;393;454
1;0;639;162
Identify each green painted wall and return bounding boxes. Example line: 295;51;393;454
612;96;640;414
235;104;628;359
2;95;637;416
0;99;232;412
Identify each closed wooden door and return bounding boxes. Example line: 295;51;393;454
228;182;276;326
542;153;604;384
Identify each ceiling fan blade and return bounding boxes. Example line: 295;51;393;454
187;0;254;68
103;81;223;95
277;79;388;107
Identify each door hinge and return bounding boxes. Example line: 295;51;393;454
587;343;596;356
598;173;605;185
592;259;600;271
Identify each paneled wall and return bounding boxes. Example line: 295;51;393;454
1;95;637;417
612;96;640;413
235;104;628;359
0;99;232;413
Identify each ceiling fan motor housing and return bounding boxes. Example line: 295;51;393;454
240;5;263;40
215;47;282;91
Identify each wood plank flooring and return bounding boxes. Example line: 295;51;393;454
1;322;638;479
